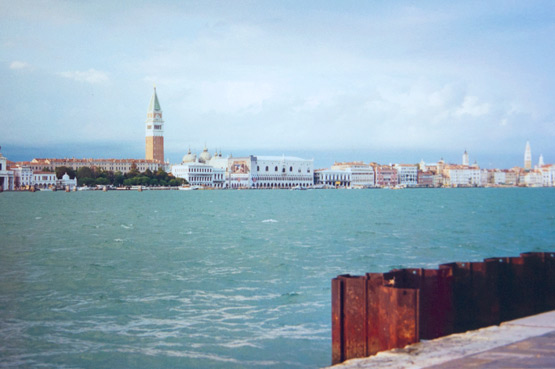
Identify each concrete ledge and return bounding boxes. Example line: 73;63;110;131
325;310;555;369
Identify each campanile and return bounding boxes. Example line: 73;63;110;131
145;87;164;162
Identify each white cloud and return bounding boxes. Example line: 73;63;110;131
454;96;490;117
197;81;274;113
58;69;109;84
9;61;31;70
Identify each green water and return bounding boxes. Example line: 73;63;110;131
0;188;554;368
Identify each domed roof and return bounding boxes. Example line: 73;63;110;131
182;149;197;163
62;172;70;180
198;146;212;163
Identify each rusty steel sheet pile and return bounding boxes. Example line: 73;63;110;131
331;252;555;365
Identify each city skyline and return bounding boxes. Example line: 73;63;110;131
2;1;555;169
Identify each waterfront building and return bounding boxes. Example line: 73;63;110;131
314;169;351;187
145;87;165;163
331;162;374;187
524;141;532;170
393;164;418;187
12;165;33;188
521;170;543;187
443;164;481;187
492;170;507;186
314;162;374;188
251;156;314;189
22;158;168;175
33;171;57;189
172;150;313;189
539;164;555;187
480;169;492;187
417;171;435;187
57;173;77;190
171;160;225;188
505;170;519;186
0;151;14;191
373;165;398;187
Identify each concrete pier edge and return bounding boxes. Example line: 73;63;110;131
324;310;555;369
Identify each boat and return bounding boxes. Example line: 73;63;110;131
290;185;306;191
179;185;201;190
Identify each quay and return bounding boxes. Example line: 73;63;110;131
325;309;555;368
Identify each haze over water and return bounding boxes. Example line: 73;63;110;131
1;188;554;368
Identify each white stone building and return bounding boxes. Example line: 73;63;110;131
521;170;543;187
0;151;14;191
33;172;57;189
57;173;78;190
539;165;555;187
314;169;351;187
393;164;418;187
251;156;314;189
172;151;314;189
315;162;374;188
12;165;33;188
444;165;481;187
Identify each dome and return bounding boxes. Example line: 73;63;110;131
182;149;197;163
198;146;212;163
62;172;70;180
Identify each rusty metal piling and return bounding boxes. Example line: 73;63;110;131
331;252;555;365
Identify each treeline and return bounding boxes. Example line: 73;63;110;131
52;165;187;187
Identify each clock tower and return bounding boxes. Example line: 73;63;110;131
145;86;164;162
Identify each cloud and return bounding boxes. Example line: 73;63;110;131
454;96;490;117
197;81;275;113
9;61;32;70
58;69;109;84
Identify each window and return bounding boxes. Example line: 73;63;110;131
257;166;260;171
275;166;278;172
282;168;286;173
289;166;293;172
265;166;269;172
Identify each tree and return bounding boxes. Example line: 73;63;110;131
155;168;168;181
77;167;95;181
127;163;140;178
114;171;124;187
79;177;96;187
55;166;76;179
95;177;110;186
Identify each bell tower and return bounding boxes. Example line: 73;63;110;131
145;86;164;162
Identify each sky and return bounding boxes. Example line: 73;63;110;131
1;0;554;168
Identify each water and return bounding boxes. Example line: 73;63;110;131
1;188;554;368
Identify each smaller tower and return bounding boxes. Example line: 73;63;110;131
462;150;469;166
524;141;532;170
538;154;545;167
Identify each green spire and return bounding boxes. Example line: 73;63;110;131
148;86;161;112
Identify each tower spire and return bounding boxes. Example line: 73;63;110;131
145;86;165;163
524;141;532;170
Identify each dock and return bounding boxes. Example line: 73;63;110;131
325;309;555;368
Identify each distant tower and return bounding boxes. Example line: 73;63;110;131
524;141;532;170
462;150;469;166
538;154;545;167
145;86;164;162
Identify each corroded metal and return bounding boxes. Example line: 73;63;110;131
332;252;555;365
